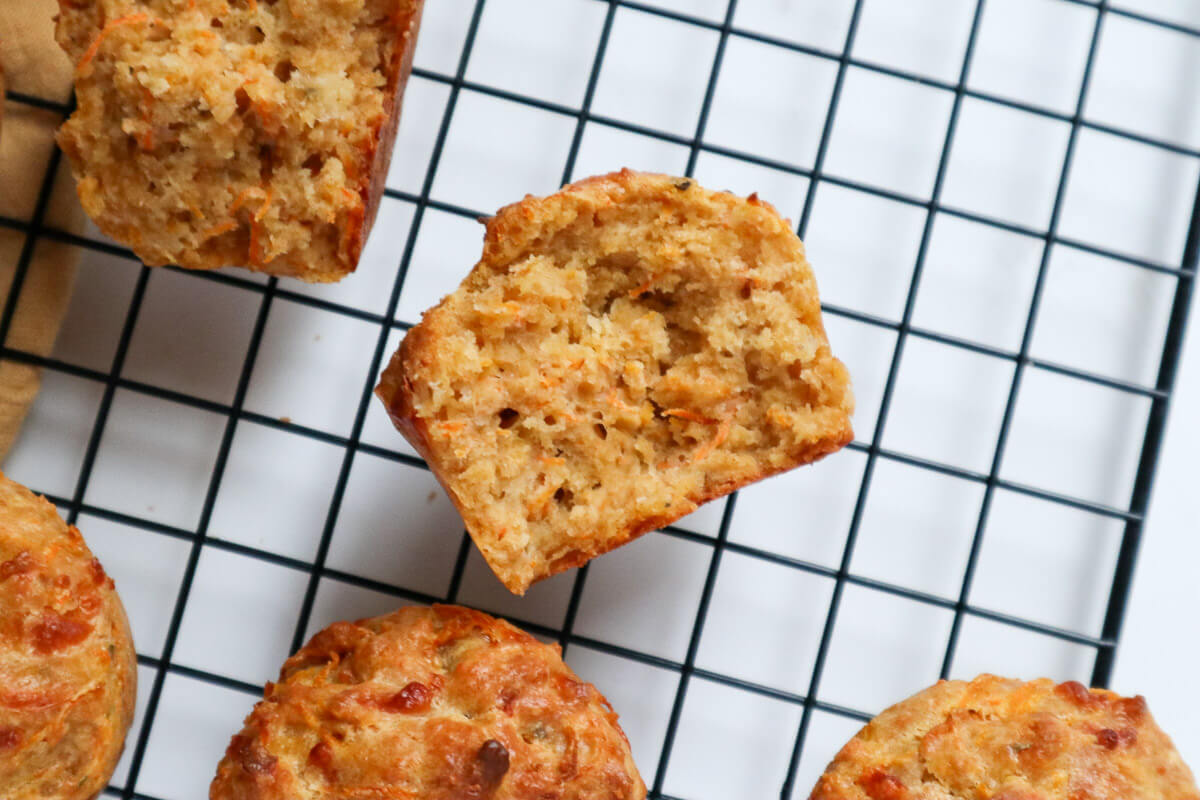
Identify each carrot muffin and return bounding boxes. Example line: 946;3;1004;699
55;0;424;280
377;170;854;593
811;674;1199;800
0;472;138;800
209;604;645;800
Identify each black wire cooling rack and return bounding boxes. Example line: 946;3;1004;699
3;0;1200;798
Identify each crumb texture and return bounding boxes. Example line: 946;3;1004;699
0;472;138;800
378;170;854;593
209;604;645;800
811;674;1200;800
56;0;422;280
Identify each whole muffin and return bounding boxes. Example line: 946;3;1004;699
210;604;645;800
812;674;1199;800
0;472;138;800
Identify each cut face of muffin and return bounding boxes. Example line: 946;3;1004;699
55;0;424;280
377;170;854;594
209;605;646;800
811;674;1200;800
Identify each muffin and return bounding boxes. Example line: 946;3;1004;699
210;604;645;800
55;0;424;280
811;674;1199;800
0;472;138;800
377;169;854;593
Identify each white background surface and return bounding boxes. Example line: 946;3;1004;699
3;1;1200;798
1113;307;1200;762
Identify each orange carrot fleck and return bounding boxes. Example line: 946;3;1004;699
628;279;655;299
229;186;265;215
253;189;273;222
693;416;732;462
77;14;154;75
435;421;464;434
606;389;631;411
199;220;238;241
664;408;719;425
526;484;558;517
248;189;273;266
137;86;156;151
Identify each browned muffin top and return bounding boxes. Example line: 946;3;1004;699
0;472;137;800
210;604;645;800
812;674;1199;800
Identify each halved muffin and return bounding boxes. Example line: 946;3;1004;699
378;170;854;593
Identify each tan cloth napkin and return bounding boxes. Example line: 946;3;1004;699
0;0;82;460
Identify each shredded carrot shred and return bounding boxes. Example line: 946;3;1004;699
253;189;273;222
137;86;156;151
664;408;719;425
77;14;154;74
628;279;655;299
538;454;565;466
605;389;631;411
435;421;464;434
526;484;558;517
248;189;273;266
693;416;732;462
199;220;238;241
229;186;265;215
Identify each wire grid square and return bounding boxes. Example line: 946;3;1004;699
968;0;1097;114
853;0;977;83
466;0;608;106
818;583;955;713
882;336;1016;473
3;1;1200;799
173;547;311;685
910;215;1044;351
694;551;833;695
123;270;262;405
664;676;805;800
850;460;983;600
939;97;1072;230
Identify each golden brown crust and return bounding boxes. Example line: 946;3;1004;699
0;471;137;800
54;0;423;281
209;604;645;800
354;1;421;272
377;170;854;594
811;675;1200;800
